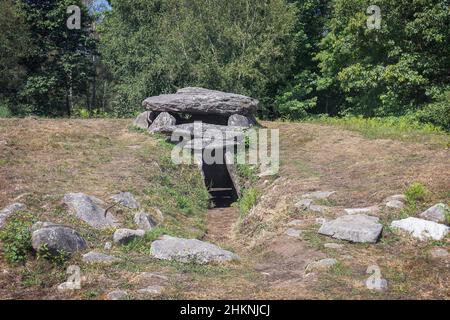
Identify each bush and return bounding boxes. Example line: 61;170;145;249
415;91;450;131
405;182;427;204
0;211;35;264
236;187;260;218
0;100;12;118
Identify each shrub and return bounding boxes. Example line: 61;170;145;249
236;187;260;218
405;182;427;204
0;211;35;264
414;91;450;131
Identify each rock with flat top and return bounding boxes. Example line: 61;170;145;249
318;214;383;243
82;251;121;265
419;203;449;224
430;248;448;259
111;192;140;209
390;217;449;241
113;229;145;245
385;194;406;203
0;203;26;228
301;191;335;200
63;193;117;230
285;228;302;238
295;199;313;210
150;235;239;264
107;290;129;300
143;87;259;116
32;224;87;256
386;200;405;209
305;258;338;273
344;206;379;215
134;211;157;231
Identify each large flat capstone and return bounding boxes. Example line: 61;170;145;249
150;235;239;264
143;87;258;116
318;214;383;243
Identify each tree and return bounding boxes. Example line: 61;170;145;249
99;0;299;117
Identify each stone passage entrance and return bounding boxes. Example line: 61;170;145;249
203;158;239;208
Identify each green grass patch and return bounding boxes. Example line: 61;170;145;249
235;187;260;218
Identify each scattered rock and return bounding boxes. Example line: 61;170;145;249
430;248;449;259
32;224;87;256
150;235;239;264
419;203;449;224
0;203;26;228
386;200;405;210
295;199;313;210
143;87;259;117
107;290;129;300
137;285;164;296
285;228;302;238
324;243;344;250
134;211;157;231
385;194;406;203
111;192;140;209
228;114;253;127
305;258;338;273
148;112;177;133
63;193;117;230
131;272;169;286
287;220;306;227
318;214;383;243
113;229;145;245
309;205;329;214
82;251;121;265
104;242;112;251
301;191;336;200
315;218;327;225
344;206;379;215
390;217;449;241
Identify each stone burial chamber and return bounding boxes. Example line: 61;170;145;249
133;87;260;207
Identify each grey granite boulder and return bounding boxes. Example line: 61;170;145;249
419;203;449;224
107;290;129;300
344;206;379;215
318;214;383;243
385;200;405;209
113;229;145;245
305;258;338;273
111;192;140;209
82;251;121;265
143;87;259;117
228;114;254;127
32;224;87;256
301;191;336;200
148;112;177;133
134;211;157;231
150;235;239;264
132;111;156;130
390;217;449;241
0;203;26;228
63;193;117;230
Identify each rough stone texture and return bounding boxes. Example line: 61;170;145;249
32;224;87;256
324;243;344;250
111;192;140;209
113;229;145;245
132;111;156;130
285;228;302;238
309;205;329;213
301;191;336;200
0;203;26;228
148;112;177;133
386;200;405;209
107;290;129;300
63;193;117;230
82;251;120;265
104;242;112;251
295;199;313;210
134;211;157;231
287;220;306;227
228;114;253;127
344;206;379;215
419;203;449;224
318;214;383;243
305;258;338;273
390;217;449;241
150;235;239;264
430;248;449;259
385;194;406;203
137;285;164;296
131;272;169;286
143;87;259;116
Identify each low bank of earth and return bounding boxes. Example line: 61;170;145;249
0;118;448;299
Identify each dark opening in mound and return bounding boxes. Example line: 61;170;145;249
202;156;238;208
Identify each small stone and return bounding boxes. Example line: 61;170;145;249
137;285;164;296
324;243;344;249
82;251;121;265
315;218;327;225
0;203;26;228
430;248;449;259
386;200;405;210
134;211;157;231
111;192;140;209
285;228;302;238
301;191;336;200
305;258;338;273
309;205;329;213
344;206;379;215
391;217;449;241
228;114;253;127
113;229;145;245
287;220;305;227
107;290;128;300
385;194;406;203
419;203;449;224
295;199;313;210
104;242;112;250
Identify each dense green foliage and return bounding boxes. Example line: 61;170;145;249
0;0;449;130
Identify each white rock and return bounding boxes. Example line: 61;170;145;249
385;194;406;203
111;192;140;209
390;217;449;241
285;228;302;238
309;205;329;213
113;229;145;245
82;251;121;265
301;191;336;200
305;258;338;273
295;199;313;210
104;242;113;250
134;211;157;231
386;200;405;210
344;206;379;215
287;220;306;227
324;243;344;249
430;248;449;259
